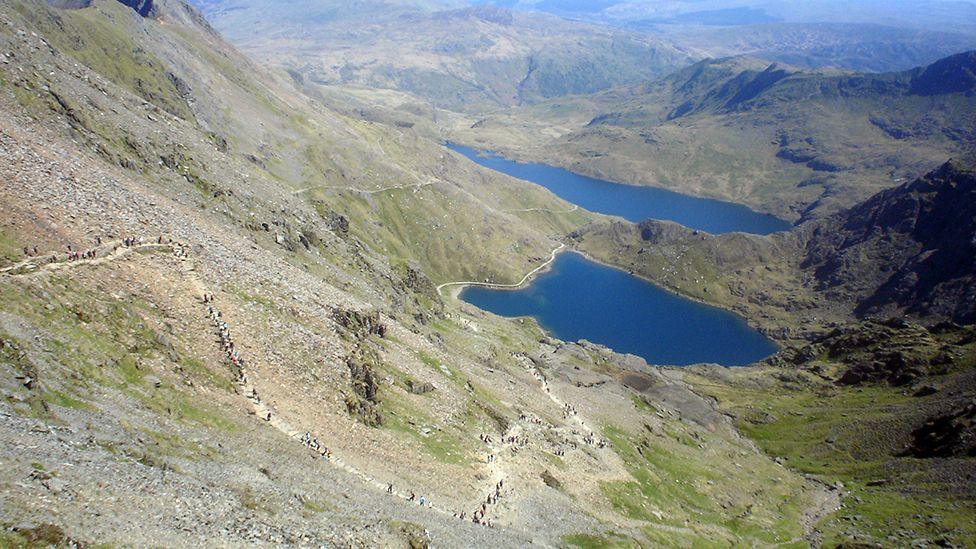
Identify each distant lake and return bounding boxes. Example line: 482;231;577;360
448;143;791;235
461;252;777;366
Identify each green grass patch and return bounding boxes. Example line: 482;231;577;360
563;532;639;549
382;395;470;466
687;371;976;546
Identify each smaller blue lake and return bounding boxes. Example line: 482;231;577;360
448;143;792;235
461;252;777;366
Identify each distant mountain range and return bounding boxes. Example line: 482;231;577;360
190;1;695;111
501;0;976;35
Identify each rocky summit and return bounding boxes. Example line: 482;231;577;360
1;0;975;547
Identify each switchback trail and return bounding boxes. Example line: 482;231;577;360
436;243;565;296
3;237;538;534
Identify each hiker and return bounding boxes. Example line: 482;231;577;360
387;484;394;494
32;246;38;256
23;246;29;257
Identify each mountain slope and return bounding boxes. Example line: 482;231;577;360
456;52;976;220
0;0;837;546
802;158;976;322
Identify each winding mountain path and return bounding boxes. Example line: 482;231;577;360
1;239;173;278
502;205;578;214
436;243;565;296
290;181;433;196
2;238;508;524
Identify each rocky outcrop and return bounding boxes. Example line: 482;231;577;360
909;51;976;96
334;308;387;339
767;318;972;387
904;401;976;458
345;351;382;427
119;0;156;17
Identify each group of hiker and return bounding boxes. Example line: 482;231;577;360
465;478;506;528
300;431;332;459
407;492;433;509
519;414;548;427
65;246;96;261
579;431;610;449
207;301;243;377
14;234;184;273
203;292;276;422
562;403;577;419
65;236;105;261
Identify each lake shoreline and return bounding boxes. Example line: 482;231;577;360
461;251;778;366
448;142;793;234
567;246;782;350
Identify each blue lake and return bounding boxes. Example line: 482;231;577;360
448;143;792;235
461;252;777;366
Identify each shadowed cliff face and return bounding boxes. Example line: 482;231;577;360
47;0;155;17
119;0;156;17
803;159;976;322
910;50;976;96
